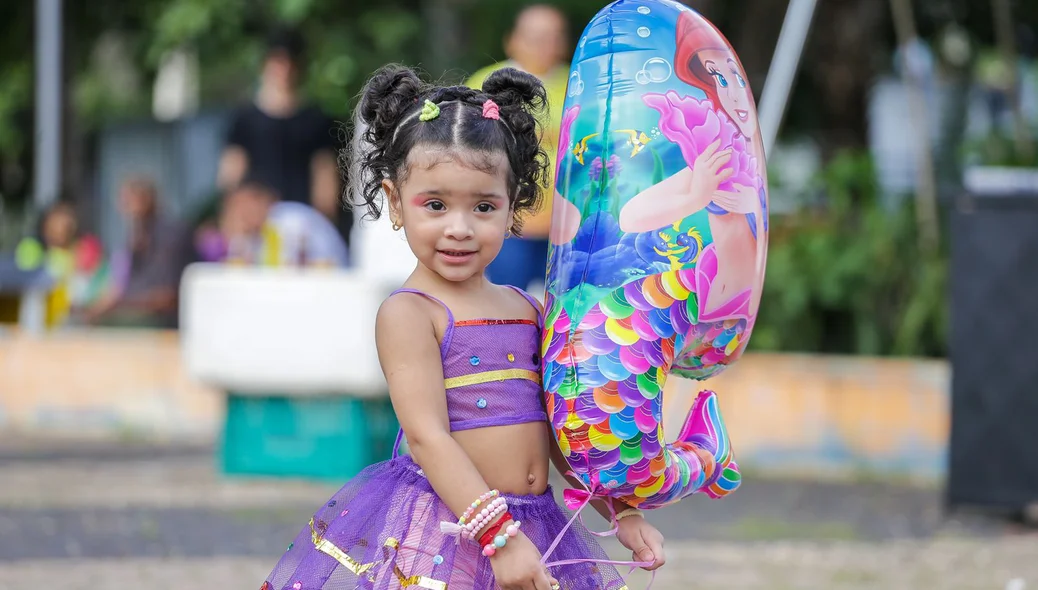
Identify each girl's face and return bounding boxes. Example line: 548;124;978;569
385;147;513;286
43;207;76;249
698;49;758;139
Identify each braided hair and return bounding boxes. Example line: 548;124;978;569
345;64;549;235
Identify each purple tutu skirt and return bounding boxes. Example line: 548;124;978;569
263;455;630;590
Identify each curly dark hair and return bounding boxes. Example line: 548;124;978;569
345;64;550;235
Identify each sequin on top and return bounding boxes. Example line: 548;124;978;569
389;287;547;431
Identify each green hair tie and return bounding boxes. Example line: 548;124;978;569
418;99;440;122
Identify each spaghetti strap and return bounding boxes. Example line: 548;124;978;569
388;287;456;361
386;288;457;460
506;285;543;328
389;288;456;327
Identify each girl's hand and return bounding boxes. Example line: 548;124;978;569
616;515;667;571
489;528;559;590
688;139;734;209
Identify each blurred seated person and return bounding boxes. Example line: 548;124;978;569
214;180;349;268
82;176;189;329
13;200;107;328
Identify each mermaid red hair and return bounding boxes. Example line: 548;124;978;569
674;11;747;110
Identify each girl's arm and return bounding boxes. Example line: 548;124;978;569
375;294;496;520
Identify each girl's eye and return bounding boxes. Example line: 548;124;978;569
425;201;446;211
475;203;496;213
736;73;747;88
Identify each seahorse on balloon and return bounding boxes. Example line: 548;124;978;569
543;10;767;509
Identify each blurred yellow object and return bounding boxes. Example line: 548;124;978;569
262;223;281;267
11;239;73;328
45;280;71;328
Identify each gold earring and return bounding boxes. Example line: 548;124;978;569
391;221;402;231
505;229;512;238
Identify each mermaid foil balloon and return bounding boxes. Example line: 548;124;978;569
543;0;768;509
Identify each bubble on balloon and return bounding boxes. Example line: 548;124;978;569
637;6;651;14
635;57;672;85
568;71;586;97
637;26;651;38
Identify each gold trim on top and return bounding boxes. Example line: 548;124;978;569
443;368;540;390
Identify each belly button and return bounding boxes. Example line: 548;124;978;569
527;473;536;485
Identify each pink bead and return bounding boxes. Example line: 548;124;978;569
482;545;496;557
481;508;489;517
506;525;518;536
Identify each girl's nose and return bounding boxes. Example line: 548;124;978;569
444;214;474;239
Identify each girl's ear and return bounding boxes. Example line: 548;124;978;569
383;179;402;226
509;206;520;237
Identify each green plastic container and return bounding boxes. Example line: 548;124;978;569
220;394;399;482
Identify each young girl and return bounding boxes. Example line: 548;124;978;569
261;65;666;590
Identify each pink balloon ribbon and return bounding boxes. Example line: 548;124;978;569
540;472;657;589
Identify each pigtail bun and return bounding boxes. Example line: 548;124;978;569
481;67;549;234
481;67;547;113
358;64;425;145
348;65;426;219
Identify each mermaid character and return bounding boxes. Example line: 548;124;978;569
618;11;767;325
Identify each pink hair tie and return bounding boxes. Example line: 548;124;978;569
482;99;500;120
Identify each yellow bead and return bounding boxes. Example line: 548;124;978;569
507;353;515;362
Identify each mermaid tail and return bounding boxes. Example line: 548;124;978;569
542;268;743;509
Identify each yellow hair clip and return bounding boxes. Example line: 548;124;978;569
418;99;440;122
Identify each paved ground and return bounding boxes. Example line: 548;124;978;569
1;437;1036;589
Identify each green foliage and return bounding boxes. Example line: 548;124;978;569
751;151;948;358
0;0;427;152
0;63;31;158
963;131;1038;168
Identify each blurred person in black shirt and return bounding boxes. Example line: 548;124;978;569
217;27;353;253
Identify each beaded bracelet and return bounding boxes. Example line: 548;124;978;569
476;511;512;547
459;490;499;525
440;495;509;541
462;499;508;541
481;519;521;557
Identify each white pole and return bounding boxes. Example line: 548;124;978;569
23;0;63;334
756;0;818;156
34;0;62;210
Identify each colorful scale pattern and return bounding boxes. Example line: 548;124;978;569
542;268;744;509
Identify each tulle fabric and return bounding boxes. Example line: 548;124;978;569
262;455;630;590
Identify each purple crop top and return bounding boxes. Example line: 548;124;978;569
390;286;548;436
